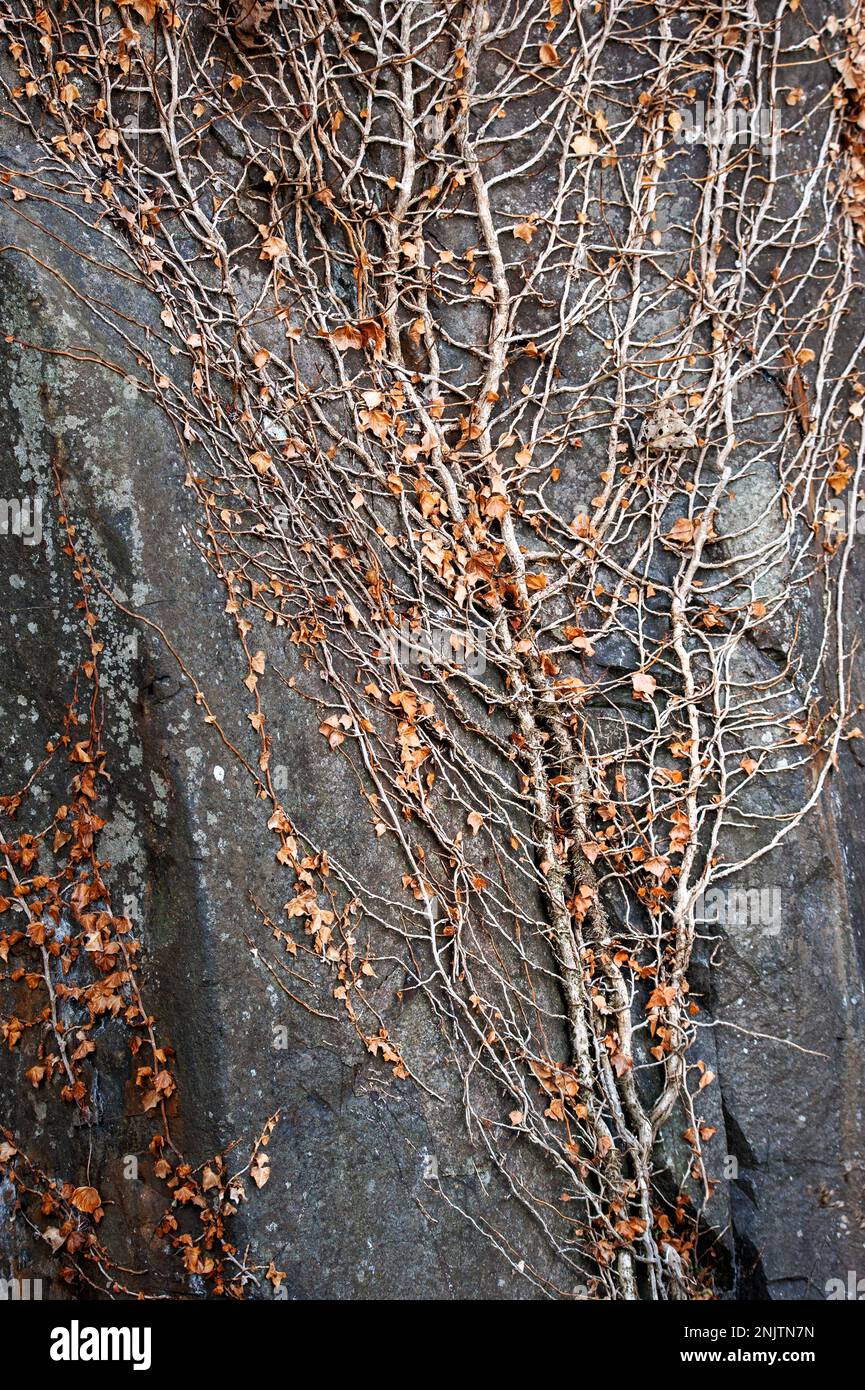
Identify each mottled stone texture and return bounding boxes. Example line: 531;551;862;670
1;52;864;1301
0;208;559;1299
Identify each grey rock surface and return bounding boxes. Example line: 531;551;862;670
0;215;559;1300
1;4;864;1302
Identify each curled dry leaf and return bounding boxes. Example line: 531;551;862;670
71;1185;102;1216
632;671;657;700
250;1152;271;1189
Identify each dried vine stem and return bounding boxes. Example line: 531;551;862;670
1;0;863;1298
0;471;283;1296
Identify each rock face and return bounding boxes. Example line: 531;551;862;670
0;209;565;1299
0;235;541;1301
1;3;864;1302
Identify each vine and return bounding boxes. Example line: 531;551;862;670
1;0;863;1298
